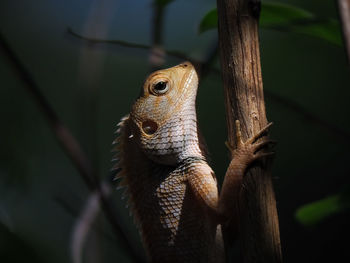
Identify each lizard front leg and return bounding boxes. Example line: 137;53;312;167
188;120;274;223
219;120;274;220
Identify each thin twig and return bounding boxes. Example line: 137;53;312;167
337;0;350;63
67;27;192;62
149;1;166;69
0;32;94;189
71;189;101;263
68;27;151;50
54;194;116;243
0;32;144;263
265;90;350;141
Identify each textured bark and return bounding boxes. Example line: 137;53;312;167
216;0;282;262
338;0;350;64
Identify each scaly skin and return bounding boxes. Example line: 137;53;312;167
113;62;273;262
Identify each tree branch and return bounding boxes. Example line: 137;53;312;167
0;32;94;189
149;1;166;69
67;27;191;62
0;32;144;263
216;0;282;262
337;0;350;64
265;90;350;141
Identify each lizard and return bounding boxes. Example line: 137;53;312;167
112;62;273;262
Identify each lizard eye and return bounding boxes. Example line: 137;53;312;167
151;81;169;95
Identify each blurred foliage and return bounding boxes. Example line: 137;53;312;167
199;1;342;45
296;186;350;226
198;9;217;34
296;194;343;226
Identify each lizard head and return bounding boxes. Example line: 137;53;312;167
129;61;203;165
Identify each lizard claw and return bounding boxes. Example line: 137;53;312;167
247;122;273;144
225;120;243;152
231;120;275;164
235;120;245;147
225;141;234;152
253;140;277;153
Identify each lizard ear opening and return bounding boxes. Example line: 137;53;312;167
141;120;158;135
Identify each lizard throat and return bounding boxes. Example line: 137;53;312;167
138;113;204;166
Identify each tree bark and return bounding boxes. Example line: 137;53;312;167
216;0;282;262
337;0;350;64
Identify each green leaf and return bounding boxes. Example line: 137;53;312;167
295;194;347;226
286;19;342;46
259;2;313;27
260;2;342;46
198;8;217;34
198;2;342;46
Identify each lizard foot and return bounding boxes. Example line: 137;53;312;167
225;120;275;164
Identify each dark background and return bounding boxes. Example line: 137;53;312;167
0;0;349;262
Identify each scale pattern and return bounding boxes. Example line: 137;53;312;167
114;118;222;262
113;62;225;262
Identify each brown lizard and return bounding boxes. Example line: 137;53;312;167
112;62;273;262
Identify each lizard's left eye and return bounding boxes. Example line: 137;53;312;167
151;81;169;95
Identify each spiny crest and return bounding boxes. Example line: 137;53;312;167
112;115;154;230
111;115;130;205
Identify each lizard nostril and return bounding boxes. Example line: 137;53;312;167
142;120;158;135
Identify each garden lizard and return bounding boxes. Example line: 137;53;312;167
112;62;273;262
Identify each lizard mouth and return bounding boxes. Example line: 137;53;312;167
141;119;158;135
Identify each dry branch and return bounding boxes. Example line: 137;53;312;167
337;0;350;64
216;0;282;262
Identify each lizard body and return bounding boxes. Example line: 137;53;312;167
113;62;272;262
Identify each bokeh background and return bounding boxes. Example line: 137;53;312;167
1;0;349;262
